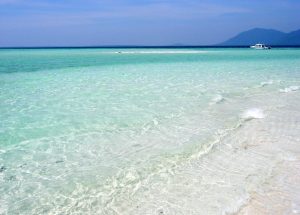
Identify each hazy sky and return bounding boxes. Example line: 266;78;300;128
0;0;299;46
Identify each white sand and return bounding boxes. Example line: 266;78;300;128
109;91;300;215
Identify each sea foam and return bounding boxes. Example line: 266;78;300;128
279;86;299;93
241;108;265;121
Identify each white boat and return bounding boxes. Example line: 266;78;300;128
250;43;271;49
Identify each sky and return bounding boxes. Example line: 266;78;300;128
0;0;299;47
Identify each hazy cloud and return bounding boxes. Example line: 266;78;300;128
0;0;299;46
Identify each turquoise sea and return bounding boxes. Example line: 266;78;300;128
0;48;300;214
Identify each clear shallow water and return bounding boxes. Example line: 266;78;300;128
0;48;300;214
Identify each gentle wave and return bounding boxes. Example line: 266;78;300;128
260;80;274;87
279;86;299;93
209;94;225;105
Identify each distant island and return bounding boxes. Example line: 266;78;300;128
219;28;300;46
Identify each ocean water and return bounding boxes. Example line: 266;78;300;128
0;48;300;214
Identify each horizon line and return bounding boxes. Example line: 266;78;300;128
1;45;300;49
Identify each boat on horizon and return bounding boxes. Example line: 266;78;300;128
250;43;271;49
